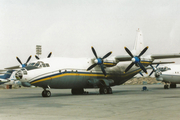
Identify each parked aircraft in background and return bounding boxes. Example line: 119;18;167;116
154;64;180;89
14;29;180;97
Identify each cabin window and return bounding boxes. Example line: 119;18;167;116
35;63;40;67
46;63;50;67
42;63;46;67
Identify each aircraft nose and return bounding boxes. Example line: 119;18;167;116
15;70;23;80
155;71;162;78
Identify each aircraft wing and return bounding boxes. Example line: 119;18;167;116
0;69;7;74
151;61;175;65
115;55;131;61
151;53;180;59
4;65;20;70
115;53;180;62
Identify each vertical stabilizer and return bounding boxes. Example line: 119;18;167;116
131;28;144;56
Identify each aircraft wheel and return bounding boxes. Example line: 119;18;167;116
46;90;51;97
164;85;169;89
107;87;112;94
99;87;108;94
42;90;51;97
170;84;176;88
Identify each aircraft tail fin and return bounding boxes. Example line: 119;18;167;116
131;28;145;56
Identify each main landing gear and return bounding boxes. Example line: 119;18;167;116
71;87;112;95
99;87;112;94
164;83;177;89
42;89;51;97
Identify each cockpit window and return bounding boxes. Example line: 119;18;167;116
28;61;50;68
46;63;50;67
28;63;35;66
35;63;40;67
42;63;46;67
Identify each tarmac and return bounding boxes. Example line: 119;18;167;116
0;84;180;120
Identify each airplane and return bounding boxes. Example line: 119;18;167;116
153;64;180;89
0;53;53;87
14;29;180;97
0;56;34;87
0;70;17;86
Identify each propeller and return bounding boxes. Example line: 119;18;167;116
35;52;52;60
149;64;160;76
87;47;112;76
16;55;32;68
124;46;149;74
139;72;144;77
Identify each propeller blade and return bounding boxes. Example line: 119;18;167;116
87;63;97;71
102;51;112;59
149;64;160;76
138;46;148;57
26;55;32;64
16;57;22;65
149;71;154;76
100;64;106;76
125;62;135;73
137;62;148;74
47;52;52;58
124;47;134;58
91;47;98;59
35;55;40;60
139;72;144;77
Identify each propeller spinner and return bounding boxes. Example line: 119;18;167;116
16;55;32;68
124;46;149;74
87;47;112;76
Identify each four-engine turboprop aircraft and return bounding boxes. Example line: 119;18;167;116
154;64;180;89
14;29;180;97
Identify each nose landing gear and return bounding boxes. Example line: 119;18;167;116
42;89;51;97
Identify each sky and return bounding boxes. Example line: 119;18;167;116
1;0;180;68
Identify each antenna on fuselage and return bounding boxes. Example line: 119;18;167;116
36;45;42;59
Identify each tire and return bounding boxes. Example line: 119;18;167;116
102;87;108;94
107;88;112;94
42;91;46;97
99;88;103;94
42;90;51;97
46;90;51;97
164;85;169;89
170;84;176;88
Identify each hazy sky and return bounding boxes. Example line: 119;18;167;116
1;0;180;68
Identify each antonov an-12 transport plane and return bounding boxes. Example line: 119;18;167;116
154;64;180;89
14;29;180;97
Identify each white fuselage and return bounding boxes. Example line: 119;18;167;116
156;64;180;84
17;57;142;89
